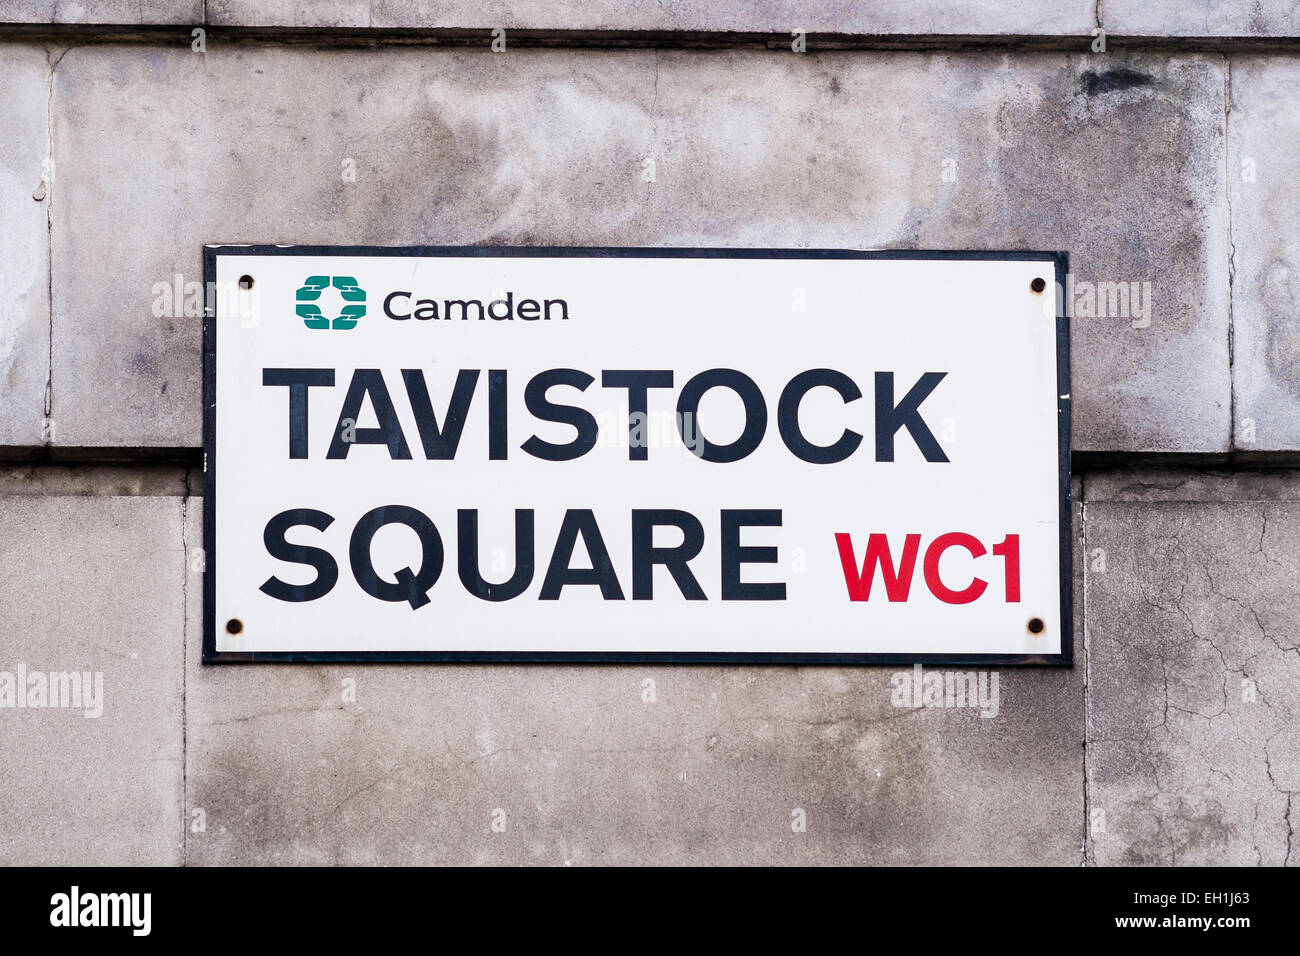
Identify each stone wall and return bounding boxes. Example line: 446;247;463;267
1;3;1296;864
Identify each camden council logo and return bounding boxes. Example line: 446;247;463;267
296;275;366;330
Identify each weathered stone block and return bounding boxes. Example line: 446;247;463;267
1106;1;1300;37
50;46;1228;453
1227;57;1300;457
184;495;1084;865
1084;470;1300;865
0;45;51;451
0;495;185;865
0;1;201;24
207;1;1096;35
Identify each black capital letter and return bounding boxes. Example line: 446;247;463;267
521;369;598;462
539;510;625;600
676;369;767;463
602;370;674;461
777;368;863;464
260;508;338;602
632;510;707;600
720;509;785;601
327;369;413;460
874;371;949;463
458;510;535;602
263;368;335;459
348;506;443;609
402;368;480;460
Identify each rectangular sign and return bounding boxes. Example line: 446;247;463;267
203;247;1071;664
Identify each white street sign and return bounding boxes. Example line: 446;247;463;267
204;248;1070;663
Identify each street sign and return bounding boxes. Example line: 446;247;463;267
203;247;1071;664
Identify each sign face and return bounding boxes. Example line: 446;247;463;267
203;247;1070;664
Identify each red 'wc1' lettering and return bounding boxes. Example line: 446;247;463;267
834;533;1021;604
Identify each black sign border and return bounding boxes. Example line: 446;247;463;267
203;246;1072;665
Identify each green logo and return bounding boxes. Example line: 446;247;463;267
296;275;366;330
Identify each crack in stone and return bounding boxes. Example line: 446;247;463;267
1225;56;1238;453
180;466;190;864
1263;737;1297;866
1118;478;1190;495
1082;483;1092;865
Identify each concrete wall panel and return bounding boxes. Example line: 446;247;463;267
0;45;51;451
1227;57;1300;457
0;494;185;865
1085;470;1300;865
183;495;1085;865
49;46;1229;453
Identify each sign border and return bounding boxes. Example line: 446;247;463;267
202;246;1072;666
